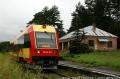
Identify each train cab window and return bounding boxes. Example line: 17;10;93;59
24;34;31;48
36;32;56;48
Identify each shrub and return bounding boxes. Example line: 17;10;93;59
69;40;91;54
0;41;12;52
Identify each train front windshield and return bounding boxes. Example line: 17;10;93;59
36;32;57;48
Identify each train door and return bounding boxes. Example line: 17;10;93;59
22;33;31;61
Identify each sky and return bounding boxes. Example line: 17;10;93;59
0;0;85;42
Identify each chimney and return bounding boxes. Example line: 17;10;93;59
92;22;96;31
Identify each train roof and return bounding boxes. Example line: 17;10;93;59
28;24;56;32
17;24;56;38
12;24;56;44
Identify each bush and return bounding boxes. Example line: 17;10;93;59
0;41;12;52
69;40;91;54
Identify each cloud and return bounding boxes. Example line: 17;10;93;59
0;0;85;41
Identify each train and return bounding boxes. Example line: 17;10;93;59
13;24;60;69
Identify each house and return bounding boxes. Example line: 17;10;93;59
59;25;118;51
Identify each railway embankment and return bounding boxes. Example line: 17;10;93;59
58;61;120;78
60;50;120;78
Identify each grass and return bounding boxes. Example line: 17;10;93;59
1;51;120;79
62;50;120;71
0;52;55;79
0;52;66;79
0;53;40;79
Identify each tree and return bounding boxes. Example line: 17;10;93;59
68;0;120;49
69;28;90;54
28;5;66;38
68;2;92;33
69;14;90;54
56;20;66;38
69;0;120;48
85;0;120;29
85;0;120;48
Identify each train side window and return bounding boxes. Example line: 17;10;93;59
18;35;24;48
24;34;31;48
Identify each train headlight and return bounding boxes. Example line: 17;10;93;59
37;51;40;53
42;25;46;28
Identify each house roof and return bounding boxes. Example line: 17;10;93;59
59;25;118;40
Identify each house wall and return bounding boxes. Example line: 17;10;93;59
105;37;117;51
84;36;117;51
59;36;117;51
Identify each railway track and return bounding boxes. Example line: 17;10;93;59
48;70;69;77
42;70;71;78
20;64;73;79
58;61;120;78
19;62;119;79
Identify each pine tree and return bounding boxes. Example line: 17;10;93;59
28;5;66;38
69;13;90;54
68;2;92;33
85;0;120;48
68;0;120;49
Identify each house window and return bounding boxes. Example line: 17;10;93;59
107;41;112;48
89;40;94;46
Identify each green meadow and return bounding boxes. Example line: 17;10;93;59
62;50;120;71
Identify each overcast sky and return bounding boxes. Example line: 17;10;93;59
0;0;85;42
